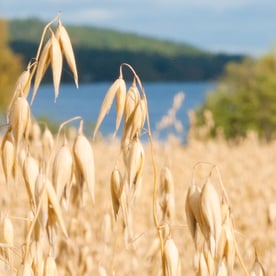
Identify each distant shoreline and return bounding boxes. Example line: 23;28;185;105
8;18;245;83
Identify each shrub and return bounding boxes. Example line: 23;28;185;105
196;55;276;141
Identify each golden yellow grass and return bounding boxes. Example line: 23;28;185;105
0;15;273;276
0;134;275;275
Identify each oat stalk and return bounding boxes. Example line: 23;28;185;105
29;14;60;87
120;63;166;276
23;116;82;264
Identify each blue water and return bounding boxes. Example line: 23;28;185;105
29;81;216;141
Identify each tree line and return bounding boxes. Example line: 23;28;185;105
10;41;243;83
195;55;276;141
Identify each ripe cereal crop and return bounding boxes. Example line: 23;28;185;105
0;14;274;275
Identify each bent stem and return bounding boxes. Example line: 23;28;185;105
29;14;60;104
120;63;144;93
23;116;82;264
47;115;83;176
55;116;83;142
23;176;47;264
120;62;166;275
212;165;249;275
192;161;249;275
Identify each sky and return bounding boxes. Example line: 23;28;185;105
1;0;276;56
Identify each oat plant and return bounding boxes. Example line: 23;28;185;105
185;163;250;275
93;62;167;274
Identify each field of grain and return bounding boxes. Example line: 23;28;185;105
89;134;276;275
0;129;275;275
0;15;273;275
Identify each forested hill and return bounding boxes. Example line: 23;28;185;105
8;18;244;82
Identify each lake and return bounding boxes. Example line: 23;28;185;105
29;81;217;141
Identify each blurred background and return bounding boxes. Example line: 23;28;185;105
1;0;276;140
0;3;276;274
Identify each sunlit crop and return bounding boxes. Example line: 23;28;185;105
0;15;273;275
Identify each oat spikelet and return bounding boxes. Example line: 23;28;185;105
185;184;199;243
8;66;31;114
122;95;146;146
14;68;30;96
164;238;181;276
159;166;175;221
50;29;63;102
29;119;41;142
110;168;123;220
30;240;44;276
160;194;175;224
73;121;95;204
56;19;78;88
114;79;126;137
217;203;235;272
200;180;222;256
42;126;54;158
129;96;147;139
122;89;140;141
185;183;208;244
160;167;174;194
1;131;15;186
35;172;49;233
93;77;125;139
52;142;73;202
9;96;31;156
43;256;57;276
124;79;140;123
126;137;144;196
32;39;51;104
46;179;68;238
217;224;235;272
23;152;39;210
202;241;215;275
137;96;147;131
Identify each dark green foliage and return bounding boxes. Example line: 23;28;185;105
8;18;203;56
8;18;243;82
10;40;243;83
196;55;276;141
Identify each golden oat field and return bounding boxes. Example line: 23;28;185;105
0;15;274;275
0;131;275;275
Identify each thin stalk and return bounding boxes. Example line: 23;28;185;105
56;116;82;141
23;116;82;264
34;15;59;63
120;63;144;94
193;161;249;275
233;230;249;276
211;164;248;274
213;165;231;208
23;175;47;264
120;63;166;275
146;97;166;276
29;14;59;105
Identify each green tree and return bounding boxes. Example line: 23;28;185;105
196;54;276;141
0;19;23;112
